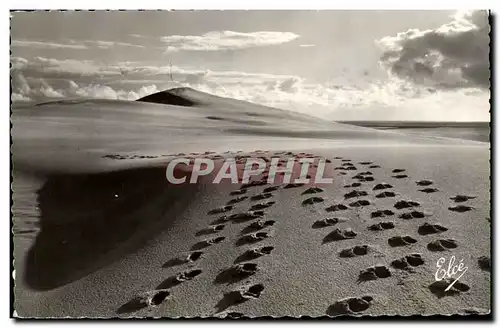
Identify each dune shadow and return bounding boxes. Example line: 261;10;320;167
23;166;199;291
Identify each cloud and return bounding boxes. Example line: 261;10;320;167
11;40;88;50
377;10;490;89
11;39;145;50
161;30;300;52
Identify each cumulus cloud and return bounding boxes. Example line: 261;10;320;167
377;10;490;89
162;31;300;52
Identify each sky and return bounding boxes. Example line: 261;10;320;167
10;10;490;121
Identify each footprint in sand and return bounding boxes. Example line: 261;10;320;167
241;220;276;234
349;200;371;207
373;183;393;191
399;211;427;219
358;171;373;176
227;196;249;205
117;289;171;314
394;200;420;210
339;245;369;258
358;266;391;282
478;256;491;272
323;228;357;243
388;236;417;247
250;193;273;201
326;296;374;316
215;284;264;313
163;251;204;268
224;211;265;223
418;223;448;235
375;191;396;198
302;197;325;206
230;189;247;196
223;311;245;319
234;246;274;263
326;204;349;212
392;169;405;173
450;195;477;203
369;165;381;168
241;181;268;189
391;254;424;271
208;205;234;215
312;217;346;228
371;209;395;218
359;161;373;165
427;239;458;251
284;183;305;189
392;174;409;179
302;187;324;195
368;222;395;231
344;182;362;188
344;190;368;199
191;236;226;251
236;231;270;246
196;224;225;236
157;269;203;289
250;201;276;211
419;188;439;193
448;205;475;212
354;175;375;182
341;159;352;162
416;180;433;186
215;263;259;284
428;279;470;298
263;186;280;193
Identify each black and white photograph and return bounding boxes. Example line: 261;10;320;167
10;9;491;319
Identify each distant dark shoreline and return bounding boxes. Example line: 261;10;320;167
338;121;490;129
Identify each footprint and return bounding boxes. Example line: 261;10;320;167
334;156;343;159
369;165;381;168
344;190;368;199
358;266;391;282
312;217;345;228
157;269;203;289
371;209;395;218
117;289;171;314
373;183;393;191
323;228;357;243
234;246;274;263
478;256;491;272
250;193;273;201
391;254;424;271
215;263;259;284
394;200;420;210
325;204;349;212
215;284;264;313
224;312;245;319
427;239;458;251
284;183;305;189
339;245;369;258
399;211;426;219
302;187;324;195
302;197;325;206
375;191;396;198
416;180;433;186
449;205;474;212
224;211;264;223
208;205;234;215
392;174;408;179
162;251;204;268
236;231;270;246
227;196;249;205
326;296;374;316
191;236;226;251
241;220;276;234
368;221;395;231
349;200;371;207
341;159;352;162
353;174;375;182
230;189;247;196
358;171;373;176
344;182;362;188
418;223;448;235
195;224;225;236
263;186;280;193
419;188;439;193
450;195;477;203
428;279;470;298
392;169;405;173
359;161;373;165
250;201;276;211
388;236;417;247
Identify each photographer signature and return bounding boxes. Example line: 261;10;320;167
435;256;468;291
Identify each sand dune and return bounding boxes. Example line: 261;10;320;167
12;88;490;318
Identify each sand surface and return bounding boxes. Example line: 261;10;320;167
12;88;491;318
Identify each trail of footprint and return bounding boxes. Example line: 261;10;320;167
394;200;420;210
191;237;226;251
312;217;346;229
215;263;259;284
428;279;470;298
449;205;474;212
358;266;391;282
302;197;325;206
326;296;374;316
373;183;393;191
371;209;395;218
163;251;204;268
250;201;276;211
368;222;395;231
117;289;171;314
241;220;276;234
391;254;424;271
208;205;234;215
323;228;357;243
450;195;477;203
418;223;448;235
236;231;271;246
388;236;417;247
234;246;274;263
215;284;264;313
250;193;273;201
227;196;249;205
344;190;368;199
339;245;369;258
427;239;458;251
196;224;225;236
157;269;203;289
